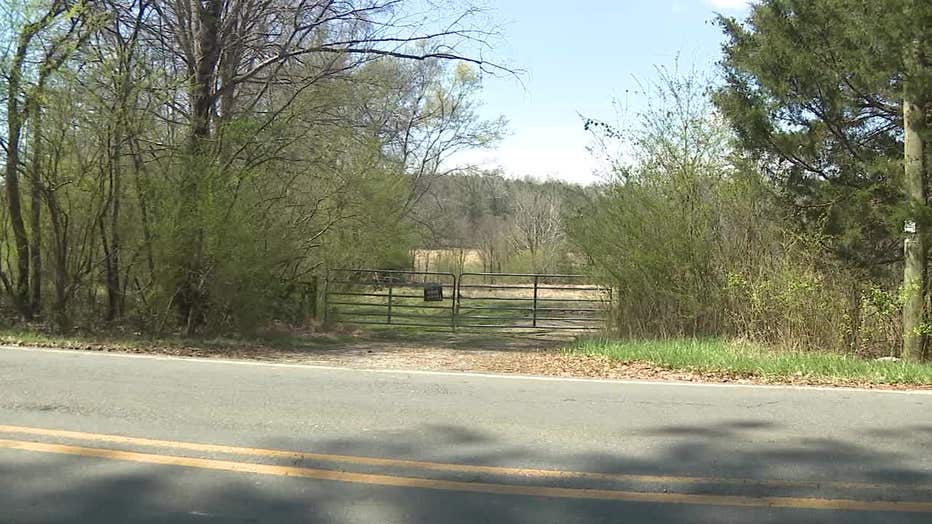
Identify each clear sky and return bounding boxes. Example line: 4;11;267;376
456;0;752;184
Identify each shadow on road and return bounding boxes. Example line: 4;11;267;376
3;420;930;523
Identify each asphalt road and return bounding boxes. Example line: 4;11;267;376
0;346;930;523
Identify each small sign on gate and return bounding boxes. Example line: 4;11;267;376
423;283;444;301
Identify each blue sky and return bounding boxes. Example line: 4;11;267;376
456;0;752;184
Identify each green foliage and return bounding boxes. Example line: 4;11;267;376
570;65;902;355
0;8;496;334
714;0;932;271
712;0;932;360
569;67;735;336
568;338;932;385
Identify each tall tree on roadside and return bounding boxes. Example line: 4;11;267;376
715;0;931;360
3;0;96;319
148;0;502;333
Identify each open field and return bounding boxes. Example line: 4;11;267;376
412;248;485;274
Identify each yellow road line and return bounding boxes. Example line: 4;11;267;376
0;424;924;493
0;438;929;513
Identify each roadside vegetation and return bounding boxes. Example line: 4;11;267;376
0;0;930;382
571;1;931;364
568;339;932;386
0;326;351;354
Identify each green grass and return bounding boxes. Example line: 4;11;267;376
567;338;932;386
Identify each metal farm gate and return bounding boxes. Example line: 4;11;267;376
324;269;610;333
324;269;457;330
456;273;610;332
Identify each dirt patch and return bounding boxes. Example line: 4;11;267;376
1;331;928;391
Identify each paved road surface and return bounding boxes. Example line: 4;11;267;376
0;346;930;523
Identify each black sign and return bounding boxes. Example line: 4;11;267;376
423;283;444;302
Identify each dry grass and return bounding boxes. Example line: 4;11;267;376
412;248;484;273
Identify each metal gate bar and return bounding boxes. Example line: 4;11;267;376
325;269;610;333
325;269;457;331
456;272;610;332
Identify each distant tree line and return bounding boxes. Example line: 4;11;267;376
410;172;588;275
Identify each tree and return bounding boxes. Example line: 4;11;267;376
2;0;96;320
715;0;932;360
138;0;504;333
509;180;565;273
0;0;505;333
355;59;505;218
572;67;736;336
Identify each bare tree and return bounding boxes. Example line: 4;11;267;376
510;181;565;273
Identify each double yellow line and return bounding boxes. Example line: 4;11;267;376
0;424;929;513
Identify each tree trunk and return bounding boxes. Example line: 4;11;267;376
129;135;155;280
902;30;929;362
104;121;123;321
29;108;43;317
902;95;926;361
176;0;224;335
5;59;32;319
47;192;71;332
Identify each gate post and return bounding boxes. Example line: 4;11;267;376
308;276;319;320
452;275;458;333
323;270;331;324
387;278;393;324
532;275;539;328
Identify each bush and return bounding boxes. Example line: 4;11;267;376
569;67;900;356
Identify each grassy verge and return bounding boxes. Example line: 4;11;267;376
0;327;356;353
0;325;542;355
567;338;932;386
4;326;929;387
